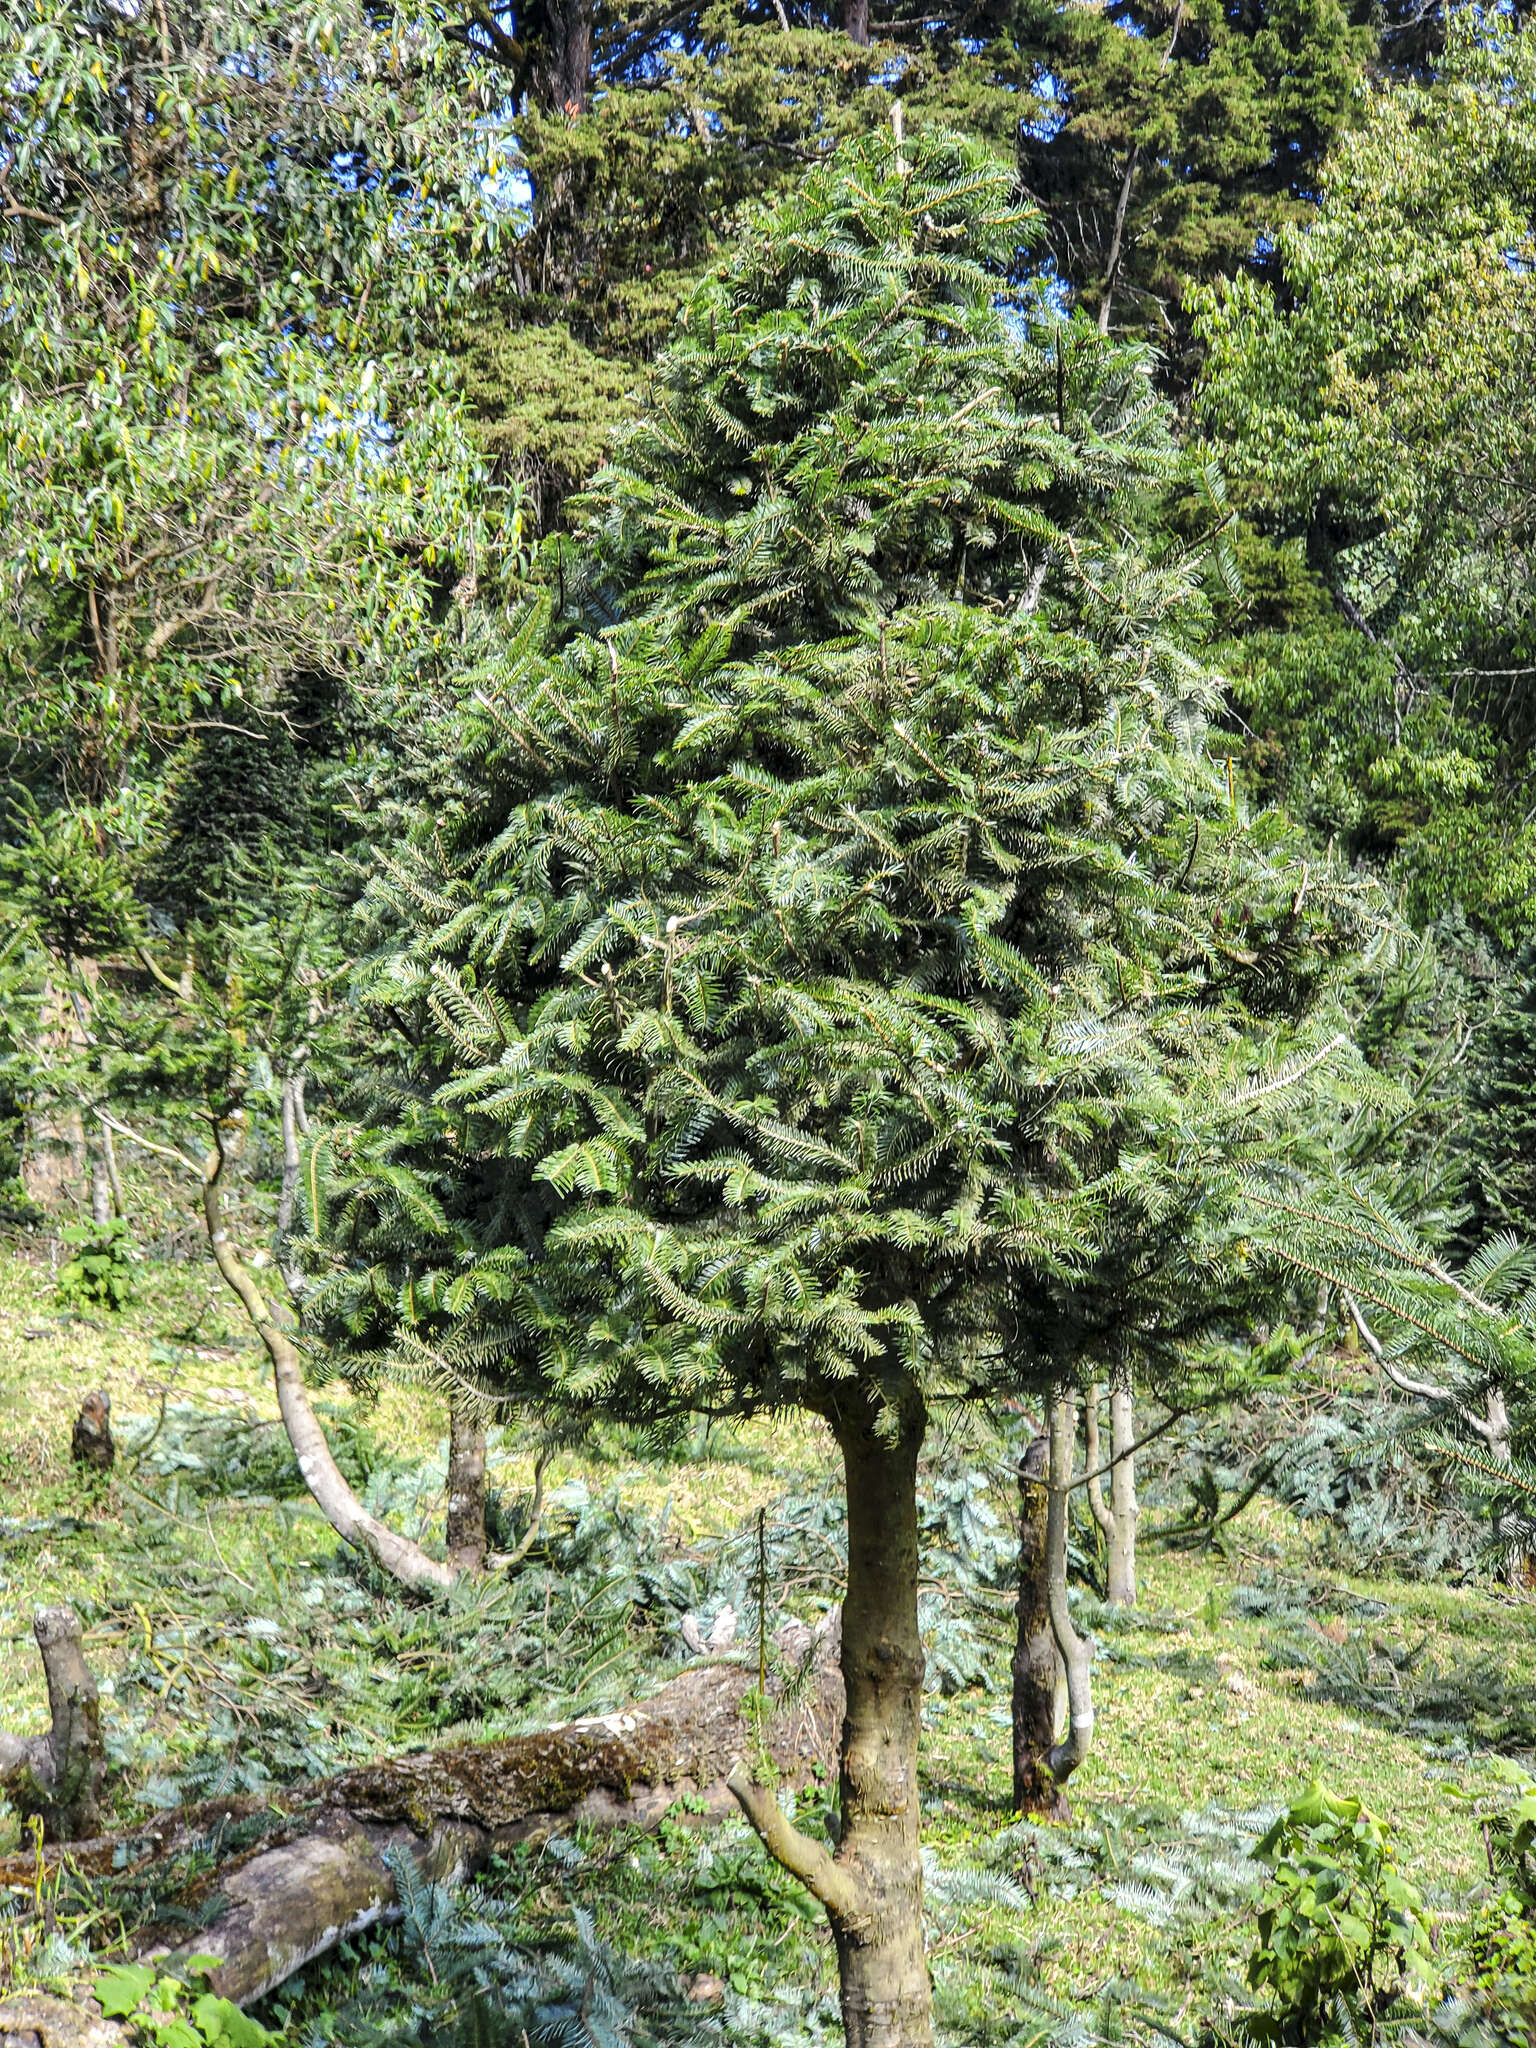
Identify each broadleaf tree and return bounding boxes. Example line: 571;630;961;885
0;0;513;807
1194;20;1536;941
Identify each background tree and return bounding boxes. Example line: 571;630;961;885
1194;20;1536;944
0;0;509;811
1016;0;1369;381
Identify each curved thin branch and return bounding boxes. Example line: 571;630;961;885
200;1142;455;1596
489;1448;553;1570
726;1763;867;1928
1342;1291;1485;1422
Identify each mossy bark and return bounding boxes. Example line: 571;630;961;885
0;1632;843;2009
445;1397;488;1573
0;1606;106;1842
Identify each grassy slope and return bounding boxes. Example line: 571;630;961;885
0;1239;1531;2033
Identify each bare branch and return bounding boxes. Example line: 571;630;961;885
726;1763;867;1927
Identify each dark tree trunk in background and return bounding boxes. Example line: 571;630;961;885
843;0;871;44
1012;1435;1068;1819
446;1396;488;1573
534;0;595;112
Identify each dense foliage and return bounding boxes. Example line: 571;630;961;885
5;1;1536;2043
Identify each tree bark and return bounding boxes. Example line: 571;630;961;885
534;0;594;112
1084;1384;1115;1544
0;1607;106;1842
1045;1392;1093;1784
1;1628;843;2010
71;1391;115;1475
1012;1435;1068;1819
843;0;871;43
1107;1378;1138;1608
446;1395;489;1573
731;1387;933;2048
0;1992;128;2047
21;980;88;1211
97;1118;125;1220
1097;145;1138;335
90;1149;112;1229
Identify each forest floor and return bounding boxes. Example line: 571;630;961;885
1;1238;1532;2044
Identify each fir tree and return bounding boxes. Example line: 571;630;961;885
332;130;1370;2048
568;141;1175;642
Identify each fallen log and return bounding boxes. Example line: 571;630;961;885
0;1618;843;2011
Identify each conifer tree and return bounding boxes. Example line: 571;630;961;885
1015;0;1370;380
331;131;1369;2048
1193;20;1536;939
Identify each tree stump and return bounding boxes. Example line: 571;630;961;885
70;1392;114;1475
0;1606;106;1840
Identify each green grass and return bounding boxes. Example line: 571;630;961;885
1;1237;1531;2037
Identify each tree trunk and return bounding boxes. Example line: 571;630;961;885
90;1148;112;1228
1012;1435;1068;1819
730;1388;933;2048
1045;1391;1093;1784
1097;144;1138;335
97;1118;125;1220
534;0;594;112
833;1393;931;2048
843;0;870;43
1107;1378;1138;1608
0;1607;106;1842
1482;1384;1530;1588
21;980;88;1211
446;1396;488;1573
1084;1382;1115;1546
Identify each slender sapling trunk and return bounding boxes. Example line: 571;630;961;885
201;1140;456;1596
1012;1434;1068;1818
1084;1383;1114;1551
1107;1376;1138;1607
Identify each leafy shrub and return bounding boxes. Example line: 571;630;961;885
1464;1897;1536;2048
1242;1781;1435;2044
57;1216;137;1311
94;1957;273;2046
1456;1765;1536;2047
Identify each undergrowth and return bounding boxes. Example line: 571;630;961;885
3;1250;1536;2044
